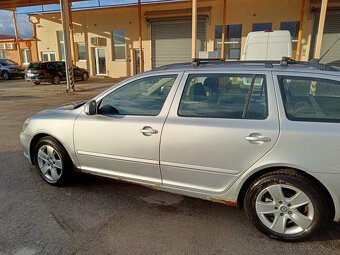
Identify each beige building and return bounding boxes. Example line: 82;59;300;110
30;0;340;78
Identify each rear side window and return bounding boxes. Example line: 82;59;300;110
278;75;340;122
178;74;268;119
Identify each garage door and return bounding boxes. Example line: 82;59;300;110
151;17;207;68
310;9;340;66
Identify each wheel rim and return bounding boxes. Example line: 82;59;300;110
37;145;63;182
83;73;88;80
54;76;60;84
4;73;9;79
255;184;314;235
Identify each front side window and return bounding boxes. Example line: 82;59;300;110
178;74;268;119
77;42;86;61
98;75;177;116
112;29;126;60
57;31;65;61
215;24;242;60
253;23;272;32
278;76;340;122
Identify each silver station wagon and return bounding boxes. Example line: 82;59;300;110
20;59;340;241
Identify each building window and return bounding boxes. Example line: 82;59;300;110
280;21;300;52
42;52;56;62
215;24;242;59
21;49;31;64
112;29;126;60
0;50;4;59
253;23;272;32
57;30;65;61
77;42;86;61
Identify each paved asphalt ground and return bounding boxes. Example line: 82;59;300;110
0;78;340;255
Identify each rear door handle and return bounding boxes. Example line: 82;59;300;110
246;134;271;143
140;126;158;136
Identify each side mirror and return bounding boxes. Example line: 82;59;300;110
85;100;97;115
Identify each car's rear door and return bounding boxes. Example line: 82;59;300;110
74;72;183;185
160;70;280;194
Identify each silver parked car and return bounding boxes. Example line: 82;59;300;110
20;59;340;241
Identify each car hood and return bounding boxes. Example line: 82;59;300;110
34;101;87;117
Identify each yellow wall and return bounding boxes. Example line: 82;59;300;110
33;0;338;78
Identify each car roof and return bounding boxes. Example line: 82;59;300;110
149;60;340;76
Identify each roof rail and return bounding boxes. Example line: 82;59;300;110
280;57;338;71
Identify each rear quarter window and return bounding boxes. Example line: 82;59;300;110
278;75;340;122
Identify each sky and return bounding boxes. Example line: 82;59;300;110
0;0;184;38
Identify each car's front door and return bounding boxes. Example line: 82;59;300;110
74;73;183;185
160;71;280;194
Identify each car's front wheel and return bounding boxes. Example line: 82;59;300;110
244;170;328;242
81;72;89;81
34;136;73;185
34;81;41;85
3;71;10;80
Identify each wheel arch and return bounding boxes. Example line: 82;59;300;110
237;166;335;220
29;133;75;168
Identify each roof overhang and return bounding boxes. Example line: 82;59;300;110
1;0;86;11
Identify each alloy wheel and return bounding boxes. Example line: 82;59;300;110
37;145;63;182
255;184;314;235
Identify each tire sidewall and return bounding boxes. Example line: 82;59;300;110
53;76;61;85
3;72;9;80
34;137;70;185
82;72;88;81
245;174;326;241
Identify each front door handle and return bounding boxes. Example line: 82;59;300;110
140;126;158;136
246;133;271;143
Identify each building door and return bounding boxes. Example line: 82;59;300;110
94;47;106;75
151;17;207;68
134;49;144;74
310;9;340;66
42;52;56;61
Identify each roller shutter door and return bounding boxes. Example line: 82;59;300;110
151;17;207;68
310;9;340;66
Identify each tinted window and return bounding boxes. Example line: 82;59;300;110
28;63;46;70
215;24;242;59
178;74;268;119
253;23;272;31
98;75;177;116
278;76;340;122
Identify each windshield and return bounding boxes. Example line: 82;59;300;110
0;59;16;66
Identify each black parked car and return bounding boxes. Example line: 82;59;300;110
0;59;25;80
25;61;89;85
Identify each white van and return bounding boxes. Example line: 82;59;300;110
242;30;293;61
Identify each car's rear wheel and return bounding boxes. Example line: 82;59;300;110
3;71;10;80
34;81;40;85
244;170;328;242
52;75;61;85
34;136;73;185
81;72;89;81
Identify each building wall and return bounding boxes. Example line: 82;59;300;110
33;0;338;78
0;39;38;66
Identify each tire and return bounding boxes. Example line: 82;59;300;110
244;169;328;242
3;71;10;80
81;72;89;81
33;136;73;186
34;81;41;85
52;75;61;85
